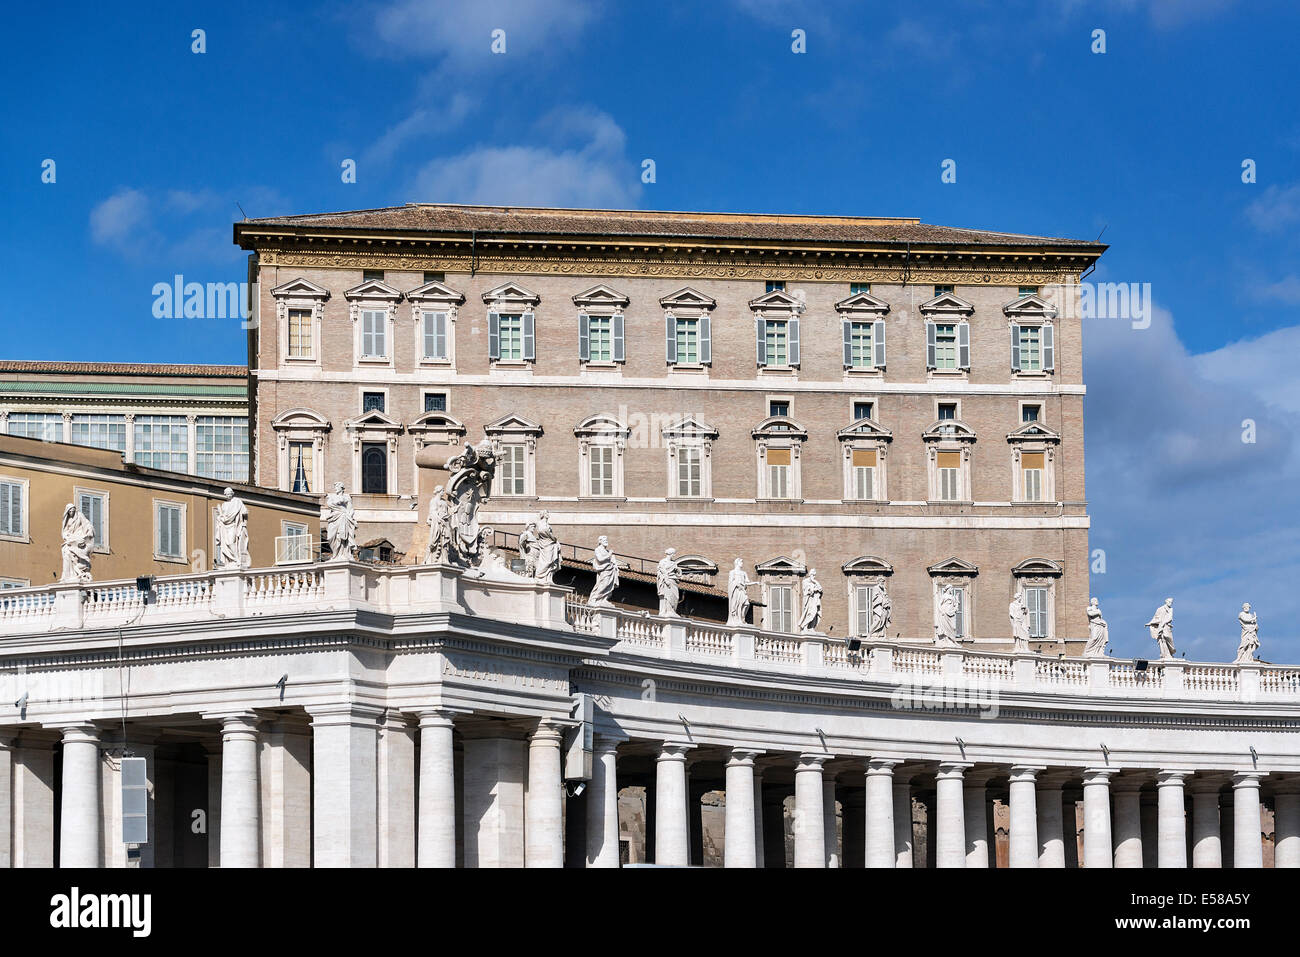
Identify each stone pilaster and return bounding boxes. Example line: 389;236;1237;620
376;710;416;868
307;704;381;868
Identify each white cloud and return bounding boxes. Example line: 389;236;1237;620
362;94;477;168
412;108;638;208
372;0;599;66
90;188;151;246
1249;275;1300;305
1245;182;1300;233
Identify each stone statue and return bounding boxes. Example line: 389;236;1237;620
214;487;250;569
426;484;453;564
59;503;94;584
935;585;960;647
868;584;892;640
727;559;758;627
1084;597;1109;657
588;536;619;607
656;548;681;617
533;511;561;584
1009;589;1030;653
1146;597;1175;660
518;521;540;577
322;482;357;562
1236;603;1259;664
799;569;823;634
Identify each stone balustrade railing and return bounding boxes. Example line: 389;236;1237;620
0;564;1293;706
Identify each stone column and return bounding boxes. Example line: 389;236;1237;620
892;770;916;868
525;720;565;868
793;754;829;868
12;736;56;867
58;724;101;868
822;776;839;868
376;711;416;868
865;759;898;868
308;704;380;868
417;711;457;868
963;772;991;869
1189;779;1222;869
1232;772;1264;868
934;763;970;869
1156;770;1191;868
1112;778;1145;868
724;749;760;868
261;718;312;868
0;736;12;869
1081;768;1114;868
1008;766;1041;868
752;767;766;868
215;714;260;868
587;736;621;868
1274;780;1300;869
654;743;692;866
462;729;527;868
1037;775;1067;868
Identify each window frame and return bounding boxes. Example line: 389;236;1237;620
661;287;717;372
0;475;30;543
153;498;187;563
663;417;718;501
575;415;629;499
271;278;329;368
74;486;110;553
408;278;465;369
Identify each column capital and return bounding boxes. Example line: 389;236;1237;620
1156;769;1195;787
48;722;101;744
415;708;460;730
656;741;695;762
1008;765;1046;783
529;720;566;745
796;752;834;772
304;702;385;727
866;758;901;776
1232;771;1266;789
1081;767;1116;785
936;761;973;780
592;734;625;755
726;748;763;768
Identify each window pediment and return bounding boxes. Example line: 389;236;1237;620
834;291;891;315
747;289;804;312
928;557;978;577
838;418;893;442
756;555;807;576
751;415;807;441
406;280;466;306
1012;558;1063;578
572;284;630;310
662;416;719;440
922;419;977;442
676;555;718;579
485;413;543;437
1006;422;1061;443
482;281;540;307
271;278;330;300
408;412;466;436
345;410;403;433
659;287;716;311
919;292;974;316
1003;294;1058;319
574;414;629;440
843;555;894;576
344;279;402;302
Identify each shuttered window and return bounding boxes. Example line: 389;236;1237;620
1025;586;1049;638
361;309;387;358
288;308;313;358
422;311;448;360
0;481;24;537
677;447;703;497
936;450;962;501
589;445;615;496
77;491;106;549
1022;451;1045;501
497;444;526;495
770;585;794;633
766;448;791;499
156;502;183;559
851;448;876;499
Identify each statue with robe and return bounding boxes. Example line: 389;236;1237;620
868;584;892;640
727;559;758;627
1084;597;1109;657
1146;597;1175;659
214;487;250;569
1236;603;1259;664
799;569;823;634
656;548;681;617
323;482;357;562
518;521;540;577
426;485;453;564
589;536;619;607
59;503;94;584
1009;589;1030;653
935;585;960;647
533;511;561;583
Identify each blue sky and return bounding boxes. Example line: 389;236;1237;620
1;0;1298;659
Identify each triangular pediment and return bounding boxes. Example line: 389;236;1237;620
752;415;807;439
927;557;979;576
834;291;891;314
343;279;402;301
270;277;331;300
837;417;894;441
572;284;630;309
406;280;466;304
843;555;894;576
661;415;718;439
919;292;974;315
922;419;977;441
1006;422;1061;443
484;413;542;436
345;410;403;431
755;555;807;575
1003;293;1057;318
659;286;716;310
482;281;540;306
748;289;803;310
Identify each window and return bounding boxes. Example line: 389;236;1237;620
766;448;792;499
0;578;28;590
586;314;613;362
134;416;188;472
938;403;957;421
361;309;388;358
853;581;889;636
0;479;25;539
497;314;524;361
850;282;871;295
280;521;311;564
288;441;315;493
362;392;386;414
363;269;385;282
155;501;184;560
1018;324;1042;371
422;311;449;360
288;308;313;358
923;294;973;372
768;584;795;633
1018;286;1038;297
768;399;790;418
853;401;874;421
766;280;785;293
69;414;126;452
670;316;705;364
361;443;388;494
76;490;107;550
764;320;789;366
937;451;961;501
851;449;876;499
934;285;954;297
195;417;248;482
677;446;703;497
1011;323;1054;373
6;413;63;442
1021;451;1045;502
424;393;448;413
589;445;615;496
950;586;967;638
424;271;445;284
933;323;958;369
497;444;526;495
847;321;874;368
1022;404;1041;423
1025;586;1049;639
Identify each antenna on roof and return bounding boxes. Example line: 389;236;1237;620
236;202;249;221
1094;224;1107;242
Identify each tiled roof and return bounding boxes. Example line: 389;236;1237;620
237;204;1104;251
0;361;247;378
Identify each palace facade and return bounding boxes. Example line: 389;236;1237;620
235;205;1103;649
